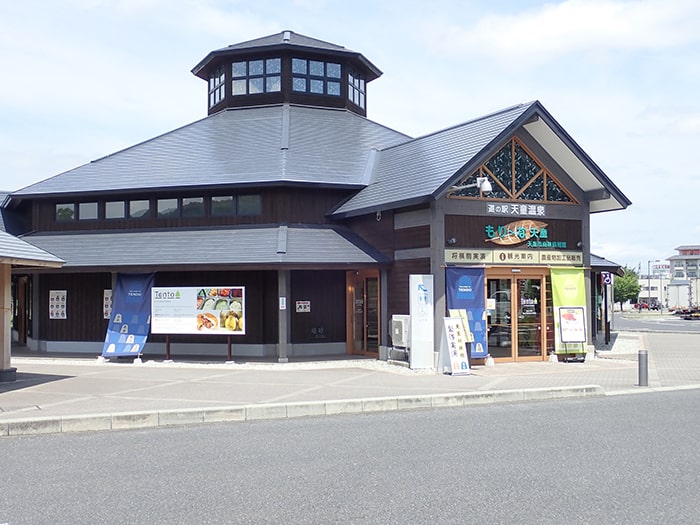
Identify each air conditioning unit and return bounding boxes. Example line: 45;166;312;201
391;314;411;348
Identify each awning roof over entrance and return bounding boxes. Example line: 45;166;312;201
19;225;388;271
0;230;64;268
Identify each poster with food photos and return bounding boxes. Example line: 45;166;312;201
151;286;245;335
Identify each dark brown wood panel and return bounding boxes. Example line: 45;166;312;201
38;273;112;341
290;270;346;344
393;226;431;251
387;258;430;319
344;211;395;259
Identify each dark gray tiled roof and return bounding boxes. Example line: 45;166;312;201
591;253;624;276
0;230;64;267
332;103;535;217
12;105;409;198
192;30;382;80
20;226;388;269
216;31;348;53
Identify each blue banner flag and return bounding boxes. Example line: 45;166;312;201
102;273;155;357
446;267;488;358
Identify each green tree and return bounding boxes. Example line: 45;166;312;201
613;266;641;310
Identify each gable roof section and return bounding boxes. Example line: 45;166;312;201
331;102;535;217
19;225;389;270
9;105;409;201
331;100;631;218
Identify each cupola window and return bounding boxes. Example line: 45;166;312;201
348;68;365;109
292;58;341;96
232;58;282;96
208;66;226;108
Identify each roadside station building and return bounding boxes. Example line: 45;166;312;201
3;31;630;366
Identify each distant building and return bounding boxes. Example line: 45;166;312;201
666;246;700;309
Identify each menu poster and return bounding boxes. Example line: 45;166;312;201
49;290;67;319
151;286;245;335
103;289;113;319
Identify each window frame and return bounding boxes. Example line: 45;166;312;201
232;58;282;96
292;58;342;97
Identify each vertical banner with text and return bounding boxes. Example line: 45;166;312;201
446;267;487;358
102;273;155;357
550;268;587;354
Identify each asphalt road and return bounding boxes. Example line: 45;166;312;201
1;390;698;524
612;311;700;333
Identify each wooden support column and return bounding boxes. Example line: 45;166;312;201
0;264;16;382
277;270;290;363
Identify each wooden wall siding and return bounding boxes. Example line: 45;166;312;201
38;273;112;341
386;258;430;320
445;215;583;249
151;270;279;345
290;270;346;344
32;188;354;233
393;225;431;251
344;212;396;259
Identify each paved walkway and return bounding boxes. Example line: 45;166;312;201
2;330;699;437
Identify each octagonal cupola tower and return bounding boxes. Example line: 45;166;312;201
192;30;382;117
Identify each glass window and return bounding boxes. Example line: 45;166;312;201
208;66;226;108
55;203;75;222
232;58;282;96
292;58;307;74
249;60;264;76
157;198;179;218
448;138;577;204
232;62;247;77
182;197;204;217
310;79;324;94
105;201;125;219
348;69;366;108
328;81;340;96
232;79;247;95
249;77;264;94
293;77;307;92
266;76;281;92
292;58;341;96
309;60;324;76
211;196;235;216
266;58;281;74
238;194;262;216
327;63;341;78
129;200;150;219
78;202;98;220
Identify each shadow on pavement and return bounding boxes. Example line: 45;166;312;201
0;372;73;394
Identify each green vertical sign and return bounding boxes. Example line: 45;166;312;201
550;268;587;354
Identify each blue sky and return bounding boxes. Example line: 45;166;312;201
1;0;699;271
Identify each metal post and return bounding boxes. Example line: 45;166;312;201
638;349;648;387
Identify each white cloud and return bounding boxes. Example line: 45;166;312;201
426;0;700;65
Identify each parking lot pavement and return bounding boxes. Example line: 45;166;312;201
2;331;699;436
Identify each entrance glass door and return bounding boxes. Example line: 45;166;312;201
487;278;512;359
347;271;380;356
516;278;542;358
487;274;545;361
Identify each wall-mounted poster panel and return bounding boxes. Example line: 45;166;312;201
49;290;67;319
152;286;245;335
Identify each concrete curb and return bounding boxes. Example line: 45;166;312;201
0;385;604;438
